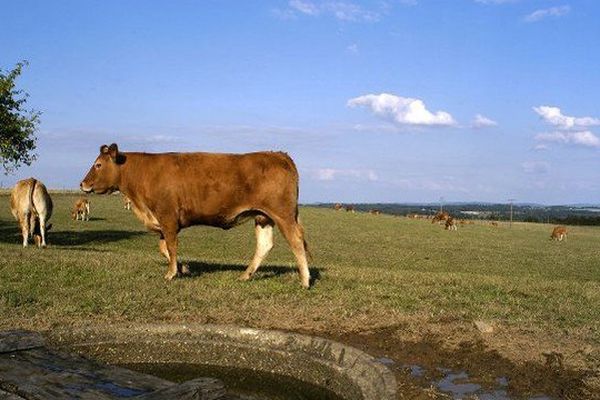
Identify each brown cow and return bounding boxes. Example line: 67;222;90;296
71;197;90;221
369;209;381;215
432;211;449;224
80;144;311;288
345;205;355;213
490;221;499;227
333;203;343;211
10;178;53;247
551;226;567;241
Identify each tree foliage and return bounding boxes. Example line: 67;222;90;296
0;61;40;173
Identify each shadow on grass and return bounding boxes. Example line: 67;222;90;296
185;261;323;286
0;220;146;246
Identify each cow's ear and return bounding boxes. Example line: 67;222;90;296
100;144;109;154
108;143;119;162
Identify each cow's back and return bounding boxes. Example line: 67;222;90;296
121;151;300;228
10;178;36;219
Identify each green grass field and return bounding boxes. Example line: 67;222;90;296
1;192;599;397
1;192;598;334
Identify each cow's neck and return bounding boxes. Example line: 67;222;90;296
116;152;139;201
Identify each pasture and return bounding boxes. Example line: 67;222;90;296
0;192;599;398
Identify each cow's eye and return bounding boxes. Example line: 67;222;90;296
95;163;102;169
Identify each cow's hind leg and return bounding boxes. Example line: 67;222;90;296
273;215;310;289
240;215;274;282
38;215;48;248
159;235;170;260
20;213;30;247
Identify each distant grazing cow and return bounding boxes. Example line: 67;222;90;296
345;205;355;213
123;195;132;210
81;144;311;288
432;211;450;224
71;197;90;221
551;226;567;241
10;178;53;247
369;209;381;215
445;217;458;231
490;221;499;227
334;203;343;211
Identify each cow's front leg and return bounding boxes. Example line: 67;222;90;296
159;234;190;276
163;231;179;281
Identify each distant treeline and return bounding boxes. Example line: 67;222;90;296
312;203;600;226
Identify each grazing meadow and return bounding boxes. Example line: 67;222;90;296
1;192;599;398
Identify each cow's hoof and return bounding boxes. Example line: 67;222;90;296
164;272;177;281
238;272;252;281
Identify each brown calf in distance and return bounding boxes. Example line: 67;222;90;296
432;211;449;224
80;144;311;288
550;226;567;241
10;178;53;247
71;197;90;221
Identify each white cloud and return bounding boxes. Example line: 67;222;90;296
475;0;519;4
346;43;359;54
535;131;600;148
533;106;600;130
524;5;570;23
533;143;549;151
522;161;550;174
471;114;498;128
313;168;378;181
289;0;319;15
286;0;380;22
347;93;456;127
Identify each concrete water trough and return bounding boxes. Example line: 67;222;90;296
55;323;398;400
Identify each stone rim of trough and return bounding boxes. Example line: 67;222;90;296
56;323;397;400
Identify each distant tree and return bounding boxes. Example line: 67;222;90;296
0;61;40;173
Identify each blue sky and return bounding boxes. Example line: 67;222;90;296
2;0;599;204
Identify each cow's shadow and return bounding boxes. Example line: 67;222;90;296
0;220;145;246
185;261;323;286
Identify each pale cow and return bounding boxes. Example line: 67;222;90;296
10;178;53;247
445;217;458;231
123;195;132;210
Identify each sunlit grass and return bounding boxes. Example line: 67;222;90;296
0;193;598;338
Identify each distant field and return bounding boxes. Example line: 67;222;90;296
1;193;599;397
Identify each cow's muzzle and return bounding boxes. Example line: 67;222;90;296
80;182;93;193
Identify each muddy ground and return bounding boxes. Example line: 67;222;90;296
321;321;600;399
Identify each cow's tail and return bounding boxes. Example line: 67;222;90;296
280;151;312;262
296;215;313;262
27;178;39;237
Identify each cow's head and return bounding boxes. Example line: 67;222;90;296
80;143;124;194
